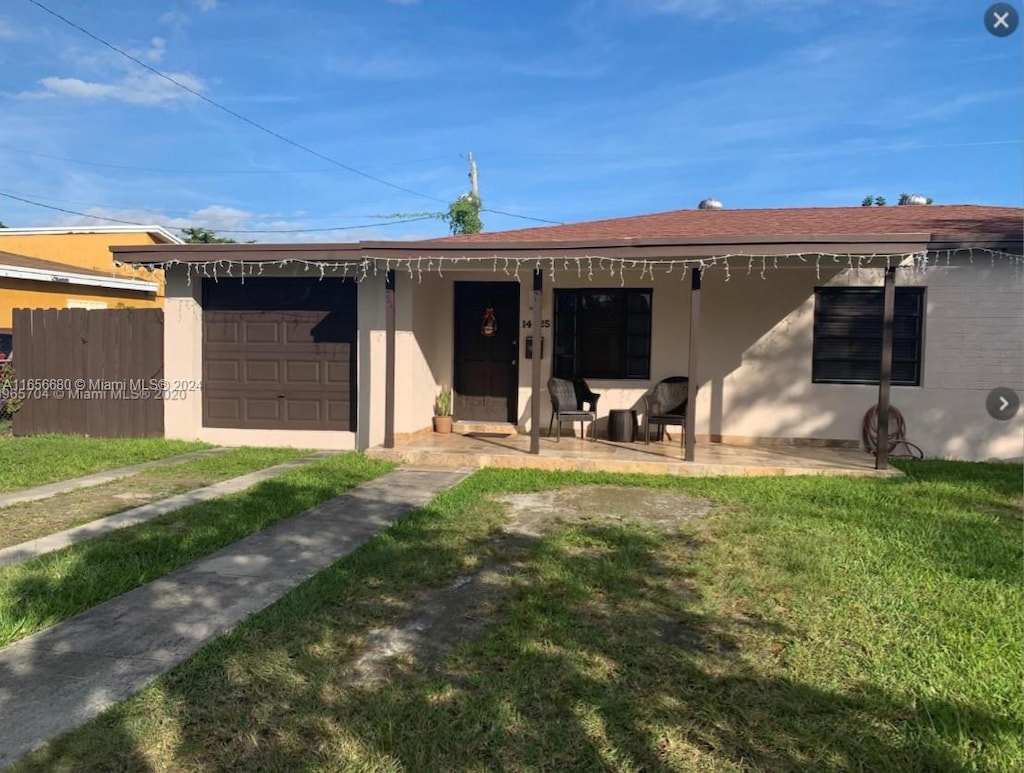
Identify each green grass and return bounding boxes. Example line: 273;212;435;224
0;453;393;647
0;435;209;493
0;446;310;548
13;462;1024;772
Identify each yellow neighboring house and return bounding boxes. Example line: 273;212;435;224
0;225;181;357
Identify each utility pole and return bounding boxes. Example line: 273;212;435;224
468;152;479;199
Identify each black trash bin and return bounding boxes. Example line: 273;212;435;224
607;409;638;442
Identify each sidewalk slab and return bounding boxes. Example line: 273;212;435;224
0;466;471;767
0;451;337;566
0;448;228;509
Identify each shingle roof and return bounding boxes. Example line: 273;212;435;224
433;204;1022;243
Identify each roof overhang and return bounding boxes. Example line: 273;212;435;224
0;225;183;245
0;262;159;293
112;230;1022;267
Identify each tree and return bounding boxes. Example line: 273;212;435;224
443;193;483;235
180;227;238;244
0;221;7;228
862;194;933;206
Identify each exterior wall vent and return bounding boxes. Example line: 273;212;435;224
698;198;723;210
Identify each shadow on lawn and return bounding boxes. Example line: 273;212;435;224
1;463;396;769
0;472;364;647
19;492;1016;772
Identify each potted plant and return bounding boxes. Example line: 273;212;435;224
433;385;453;433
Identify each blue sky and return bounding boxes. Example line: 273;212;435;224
0;0;1021;242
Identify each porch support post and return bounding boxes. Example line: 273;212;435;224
384;269;396;450
875;266;896;470
684;267;701;462
530;268;543;455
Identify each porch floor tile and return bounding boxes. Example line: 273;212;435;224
367;432;900;478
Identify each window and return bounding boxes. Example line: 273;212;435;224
553;289;652;379
0;331;10;362
813;287;924;386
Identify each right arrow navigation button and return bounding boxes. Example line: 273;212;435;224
986;387;1021;420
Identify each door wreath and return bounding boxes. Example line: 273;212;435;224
480;307;497;337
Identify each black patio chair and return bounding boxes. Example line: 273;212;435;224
572;378;601;416
548;377;598;442
642;376;691;444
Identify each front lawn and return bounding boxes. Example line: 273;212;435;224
0;453;394;647
0;446;308;549
14;462;1023;771
0;435;209;493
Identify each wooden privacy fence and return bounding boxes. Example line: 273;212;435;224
11;308;164;437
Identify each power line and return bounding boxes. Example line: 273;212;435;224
0;143;458;177
0;186;441;221
0;190;439;234
2;151;561;224
0;191;143;226
217;217;438;234
481;207;562;225
24;2;568;226
25;0;449;205
0;144;329;175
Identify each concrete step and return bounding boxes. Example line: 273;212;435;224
452;421;518;436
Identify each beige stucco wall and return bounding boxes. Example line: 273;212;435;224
162;269;203;442
393;260;1023;461
695;261;1023;460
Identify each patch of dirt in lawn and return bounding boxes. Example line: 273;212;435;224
350;486;711;683
0;472;224;549
351;564;524;685
494;485;712;536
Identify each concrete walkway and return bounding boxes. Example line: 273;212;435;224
0;451;337;567
0;466;470;768
0;448;228;509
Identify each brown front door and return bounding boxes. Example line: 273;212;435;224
454;281;519;422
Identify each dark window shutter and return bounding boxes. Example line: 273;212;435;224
553;289;652;379
812;287;924;386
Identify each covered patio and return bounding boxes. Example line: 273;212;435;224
373;238;930;473
367;431;897;477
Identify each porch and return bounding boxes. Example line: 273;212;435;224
366;432;899;477
379;258;911;472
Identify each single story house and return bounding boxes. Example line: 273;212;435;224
112;204;1023;463
0;226;178;350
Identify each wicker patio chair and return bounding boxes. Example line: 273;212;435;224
642;376;691;444
572;378;601;415
548;377;597;442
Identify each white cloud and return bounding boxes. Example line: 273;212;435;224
21;71;206;106
148;37;167;63
159;10;191;30
0;19;15;39
183;205;251;230
627;0;827;17
387;0;422;5
324;51;436;80
624;0;921;18
131;37;167;64
194;0;218;10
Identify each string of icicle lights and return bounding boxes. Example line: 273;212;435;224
128;248;1023;287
